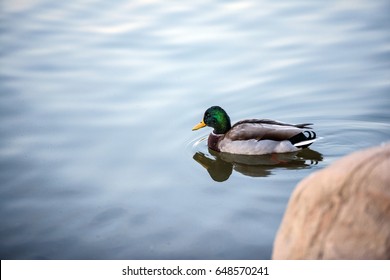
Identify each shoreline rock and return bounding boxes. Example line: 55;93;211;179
272;143;390;259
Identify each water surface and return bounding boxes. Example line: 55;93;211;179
0;0;389;259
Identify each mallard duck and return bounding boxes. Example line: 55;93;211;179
192;106;316;155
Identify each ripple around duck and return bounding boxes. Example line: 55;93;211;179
185;133;208;154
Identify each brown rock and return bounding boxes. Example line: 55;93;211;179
272;143;390;259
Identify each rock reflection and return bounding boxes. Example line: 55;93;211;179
193;149;323;182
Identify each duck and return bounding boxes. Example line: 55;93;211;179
192;106;317;155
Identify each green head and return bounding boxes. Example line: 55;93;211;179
192;106;232;134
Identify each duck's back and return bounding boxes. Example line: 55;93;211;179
227;119;312;141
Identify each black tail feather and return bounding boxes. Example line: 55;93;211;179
289;131;317;149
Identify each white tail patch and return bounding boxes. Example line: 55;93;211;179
294;138;317;147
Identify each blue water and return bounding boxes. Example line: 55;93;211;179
0;0;389;259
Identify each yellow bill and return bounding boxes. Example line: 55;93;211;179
192;120;206;131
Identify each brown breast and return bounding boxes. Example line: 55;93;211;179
208;133;223;152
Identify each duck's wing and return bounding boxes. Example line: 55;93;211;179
226;119;314;142
233;119;313;129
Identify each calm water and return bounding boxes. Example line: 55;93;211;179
1;0;389;259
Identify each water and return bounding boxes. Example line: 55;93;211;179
0;0;389;260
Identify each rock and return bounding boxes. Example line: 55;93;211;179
272;143;390;259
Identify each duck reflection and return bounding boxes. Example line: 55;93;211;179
193;149;323;182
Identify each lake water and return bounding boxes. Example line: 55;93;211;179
0;0;389;260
